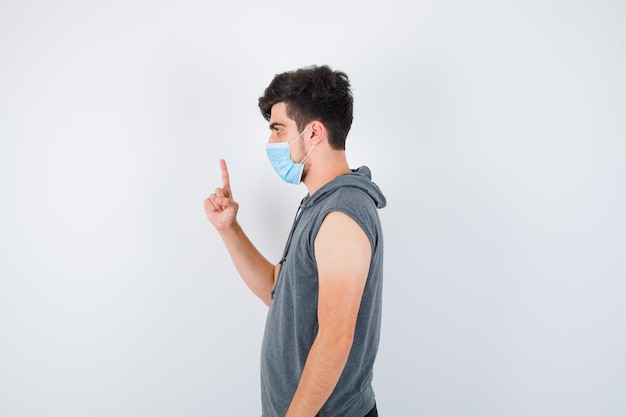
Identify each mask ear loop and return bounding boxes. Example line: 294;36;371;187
288;125;310;146
299;144;315;164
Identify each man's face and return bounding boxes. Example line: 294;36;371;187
267;103;307;160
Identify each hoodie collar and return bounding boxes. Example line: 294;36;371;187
301;166;386;209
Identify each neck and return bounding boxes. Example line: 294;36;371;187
302;149;351;195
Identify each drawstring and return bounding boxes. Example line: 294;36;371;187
272;198;307;299
278;198;307;264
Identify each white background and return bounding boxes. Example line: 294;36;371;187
1;1;625;416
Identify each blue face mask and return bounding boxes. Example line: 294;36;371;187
266;125;315;184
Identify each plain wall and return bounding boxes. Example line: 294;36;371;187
1;1;625;416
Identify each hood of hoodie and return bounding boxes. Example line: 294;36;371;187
301;166;387;210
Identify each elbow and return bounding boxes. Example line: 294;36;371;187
320;330;355;358
336;336;355;359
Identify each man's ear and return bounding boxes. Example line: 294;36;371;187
308;121;326;146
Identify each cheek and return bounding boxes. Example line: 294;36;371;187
290;142;304;160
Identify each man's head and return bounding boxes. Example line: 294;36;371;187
258;65;353;150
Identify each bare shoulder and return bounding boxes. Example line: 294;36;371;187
315;211;371;273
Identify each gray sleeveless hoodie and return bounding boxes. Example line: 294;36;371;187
260;166;386;417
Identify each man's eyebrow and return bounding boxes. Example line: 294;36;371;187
269;122;286;130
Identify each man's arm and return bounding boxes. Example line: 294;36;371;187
285;211;371;417
204;159;277;306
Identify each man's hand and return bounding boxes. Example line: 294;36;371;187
204;159;239;232
203;159;275;305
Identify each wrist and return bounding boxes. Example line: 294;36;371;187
217;220;241;237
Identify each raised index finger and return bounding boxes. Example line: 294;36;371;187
220;159;232;197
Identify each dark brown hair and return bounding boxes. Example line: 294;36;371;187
258;65;353;150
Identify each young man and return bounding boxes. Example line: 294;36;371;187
204;65;386;417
